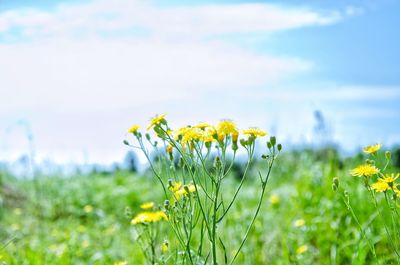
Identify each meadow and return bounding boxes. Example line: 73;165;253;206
1;144;399;264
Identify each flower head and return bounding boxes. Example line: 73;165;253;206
140;202;155;210
216;120;238;140
131;211;168;225
127;124;140;134
242;128;268;138
147;114;166;130
193;123;212;130
350;164;380;177
296;245;308;255
294;219;305;227
363;143;381;154
371;181;389;192
269;194;280;205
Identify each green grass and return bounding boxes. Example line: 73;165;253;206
0;148;398;264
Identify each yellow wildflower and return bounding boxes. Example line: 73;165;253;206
242;128;268;137
181;127;203;146
114;262;128;265
350;164;380;177
147;114;166;130
167;145;173;154
371;173;399;192
363;143;381;154
131;211;168;225
127;124;140;134
269;194;280;205
161;240;169;253
216;120;238;140
140;202;155;210
371;181;389;192
83;205;93;213
174;184;198;199
294;219;305;227
169;181;182;192
296;245;308;255
194;123;212;130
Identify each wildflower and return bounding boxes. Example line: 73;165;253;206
166;145;173;154
371;173;399;192
269;194;280;205
363;143;381;154
216;120;238;140
161;240;169;253
181;127;203;146
147;114;166;130
83;205;93;213
194;123;212;130
371;181;389;192
296;245;308;255
140;202;155;210
114;262;128;265
174;184;198;199
350;164;380;177
242;128;268;138
294;219;305;227
131;211;168;225
127;124;140;134
169;181;182;193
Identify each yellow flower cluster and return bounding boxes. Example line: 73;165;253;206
147;114;167;130
131;211;168;225
371;173;399;193
140;202;155;210
350;164;380;177
169;181;197;199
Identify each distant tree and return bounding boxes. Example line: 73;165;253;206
124;151;138;173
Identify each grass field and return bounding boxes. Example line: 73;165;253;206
1;147;399;264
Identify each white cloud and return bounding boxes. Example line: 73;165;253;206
0;0;350;39
0;0;368;165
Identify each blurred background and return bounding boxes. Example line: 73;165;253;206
0;0;399;174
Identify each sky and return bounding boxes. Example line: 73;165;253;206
0;0;399;165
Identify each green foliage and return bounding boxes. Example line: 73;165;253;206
0;149;398;264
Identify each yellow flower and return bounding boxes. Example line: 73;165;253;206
167;145;173;154
380;173;399;185
216;120;238;140
161;240;169;253
147;114;166;130
181;127;203;146
140;202;155;210
371;181;389;192
363;143;381;154
294;219;305;227
242;128;268;137
131;211;168;225
194;123;212;130
169;181;182;192
113;262;128;265
173;184;198;199
371;173;399;192
83;205;93;213
350;164;380;177
127;124;140;134
269;194;280;205
296;245;308;255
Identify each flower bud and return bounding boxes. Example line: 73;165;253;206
214;156;221;168
277;144;282;152
145;133;151;141
270;136;276;146
267;142;272;149
240;139;247;147
261;154;268;160
332;177;339;191
164;200;170;210
385;151;391;160
123;139;129;146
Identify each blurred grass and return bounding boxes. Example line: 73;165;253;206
0;148;398;264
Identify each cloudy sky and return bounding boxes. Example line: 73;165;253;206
0;0;399;164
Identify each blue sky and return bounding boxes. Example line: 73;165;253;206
0;0;399;164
